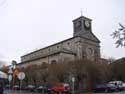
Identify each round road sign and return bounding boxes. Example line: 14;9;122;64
18;72;25;80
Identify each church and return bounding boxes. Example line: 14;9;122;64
18;16;100;68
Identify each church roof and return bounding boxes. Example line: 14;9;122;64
22;34;99;58
21;36;77;57
72;16;92;22
20;47;76;63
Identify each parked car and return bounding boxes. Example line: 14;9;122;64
51;83;70;93
13;85;20;90
35;85;52;93
94;84;109;93
106;83;117;92
108;81;124;91
35;86;46;93
118;83;125;91
94;81;124;93
25;85;35;92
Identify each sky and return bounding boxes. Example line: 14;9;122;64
0;0;124;65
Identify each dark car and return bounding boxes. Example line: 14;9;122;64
94;84;108;93
35;86;52;93
35;86;46;93
13;85;20;90
25;85;35;92
94;83;117;93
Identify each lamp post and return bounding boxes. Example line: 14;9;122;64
17;69;25;94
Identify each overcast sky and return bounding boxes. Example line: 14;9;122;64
0;0;124;65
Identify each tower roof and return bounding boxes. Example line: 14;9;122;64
72;16;92;22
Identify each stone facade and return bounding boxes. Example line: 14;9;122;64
18;16;100;68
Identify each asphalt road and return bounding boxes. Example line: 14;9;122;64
3;90;125;94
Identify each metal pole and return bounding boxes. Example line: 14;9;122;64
20;80;22;94
72;81;74;94
9;81;11;94
12;74;15;94
72;77;75;94
8;73;12;94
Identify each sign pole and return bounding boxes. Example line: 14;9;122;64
72;77;75;94
20;80;22;94
17;72;25;94
8;67;13;94
8;75;12;94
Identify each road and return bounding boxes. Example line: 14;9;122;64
3;90;125;94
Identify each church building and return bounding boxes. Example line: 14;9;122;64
19;16;100;68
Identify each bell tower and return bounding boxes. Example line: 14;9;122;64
73;16;92;37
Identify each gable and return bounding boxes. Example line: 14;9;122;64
82;32;100;43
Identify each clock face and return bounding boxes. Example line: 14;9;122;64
84;20;90;28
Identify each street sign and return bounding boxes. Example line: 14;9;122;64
17;72;25;94
18;72;25;80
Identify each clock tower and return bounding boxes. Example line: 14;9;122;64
73;16;92;37
73;16;100;61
